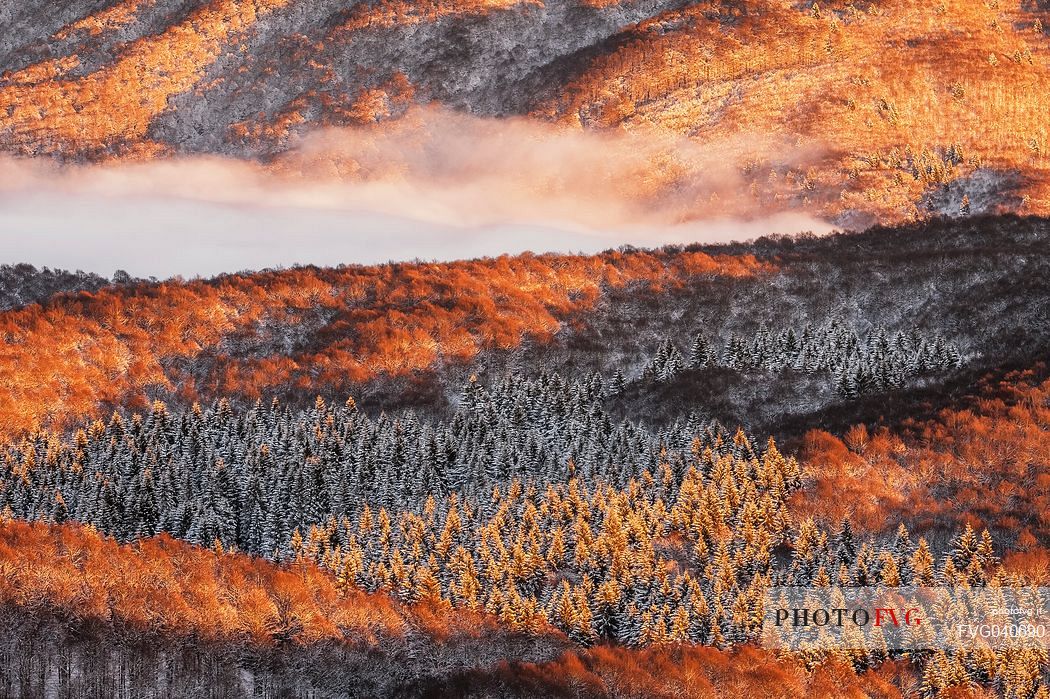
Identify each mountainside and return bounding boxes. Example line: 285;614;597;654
5;6;1050;697
3;0;1050;224
2;215;1047;438
0;516;902;698
1;217;1048;697
0;215;1045;692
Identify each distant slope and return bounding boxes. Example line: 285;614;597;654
0;248;766;435
2;0;1050;221
0;215;1046;438
0;263;112;310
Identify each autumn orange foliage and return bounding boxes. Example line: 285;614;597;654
339;0;542;32
489;644;913;698
0;250;770;436
7;0;1050;221
53;0;156;40
534;0;1050;221
0;517;515;646
230;74;418;140
795;368;1050;574
0;0;293;155
0;518;923;697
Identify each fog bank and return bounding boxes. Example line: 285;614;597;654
0;108;834;278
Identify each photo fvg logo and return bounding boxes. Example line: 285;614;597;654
761;586;1050;652
773;606;923;628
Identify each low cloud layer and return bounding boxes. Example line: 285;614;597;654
0;108;833;278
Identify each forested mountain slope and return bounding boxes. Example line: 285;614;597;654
0;518;910;698
3;0;1050;222
0;263;114;310
6;1;1050;695
0;218;1048;696
1;215;1046;439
